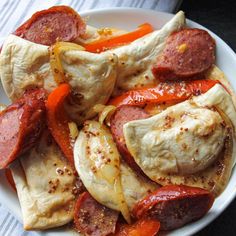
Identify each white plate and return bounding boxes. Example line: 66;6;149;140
0;7;236;236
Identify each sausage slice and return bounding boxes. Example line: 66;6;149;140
74;192;119;236
132;185;214;230
110;105;149;174
152;28;215;81
0;89;47;169
14;6;86;46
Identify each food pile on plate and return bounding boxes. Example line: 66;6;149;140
0;5;236;236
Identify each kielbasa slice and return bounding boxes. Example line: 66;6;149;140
14;6;86;46
152;28;215;81
74;192;119;236
132;185;214;230
110;105;149;173
0;89;47;169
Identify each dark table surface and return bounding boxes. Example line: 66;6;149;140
180;0;236;235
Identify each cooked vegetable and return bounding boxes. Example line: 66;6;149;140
109;79;219;107
115;218;160;236
93;104;116;126
84;23;153;53
0;104;6;113
68;121;79;140
46;83;74;165
50;41;84;84
132;185;214;230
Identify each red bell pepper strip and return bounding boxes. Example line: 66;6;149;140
115;218;160;236
109;79;219;107
84;23;153;53
46;83;74;165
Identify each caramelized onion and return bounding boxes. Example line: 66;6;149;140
210;107;236;196
49;42;84;84
93;104;116;126
68;121;79;140
0;104;6;113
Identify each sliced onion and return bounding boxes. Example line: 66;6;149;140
93;104;106;113
93;104;116;126
0;104;6;113
98;105;116;126
68;121;79;140
49;42;84;84
208;106;236;196
215;106;236;161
